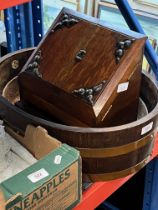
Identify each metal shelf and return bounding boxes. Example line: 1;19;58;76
4;0;43;52
0;0;31;10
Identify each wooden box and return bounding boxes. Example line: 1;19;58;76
18;8;147;127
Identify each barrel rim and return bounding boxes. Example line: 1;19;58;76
0;48;158;135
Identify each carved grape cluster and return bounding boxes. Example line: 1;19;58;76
52;14;79;32
26;50;42;78
115;39;135;63
72;80;106;105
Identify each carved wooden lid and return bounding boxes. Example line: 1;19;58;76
18;8;147;126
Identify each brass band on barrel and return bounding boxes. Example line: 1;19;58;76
77;131;156;158
86;156;150;181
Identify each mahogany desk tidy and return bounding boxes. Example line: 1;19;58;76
18;8;147;127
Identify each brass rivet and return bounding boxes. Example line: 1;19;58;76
116;56;120;63
11;60;19;70
63;14;69;19
118;41;124;49
116;49;124;57
34;68;42;78
35;55;41;62
27;63;33;70
32;62;38;68
85;89;93;95
124;40;132;48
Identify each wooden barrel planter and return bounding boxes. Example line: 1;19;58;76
0;48;158;181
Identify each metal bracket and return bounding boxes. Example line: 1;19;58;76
72;80;107;105
26;50;42;78
115;39;135;63
52;14;79;32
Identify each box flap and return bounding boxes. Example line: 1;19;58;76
6;125;61;159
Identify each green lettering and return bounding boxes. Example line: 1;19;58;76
65;169;70;180
53;177;60;188
47;181;53;193
23;197;30;209
31;193;40;204
59;173;64;183
40;186;46;198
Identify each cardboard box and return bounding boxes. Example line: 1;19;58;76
0;125;82;210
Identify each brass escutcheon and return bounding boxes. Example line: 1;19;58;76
75;49;86;61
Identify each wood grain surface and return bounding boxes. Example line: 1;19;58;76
18;8;147;126
1;48;157;179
